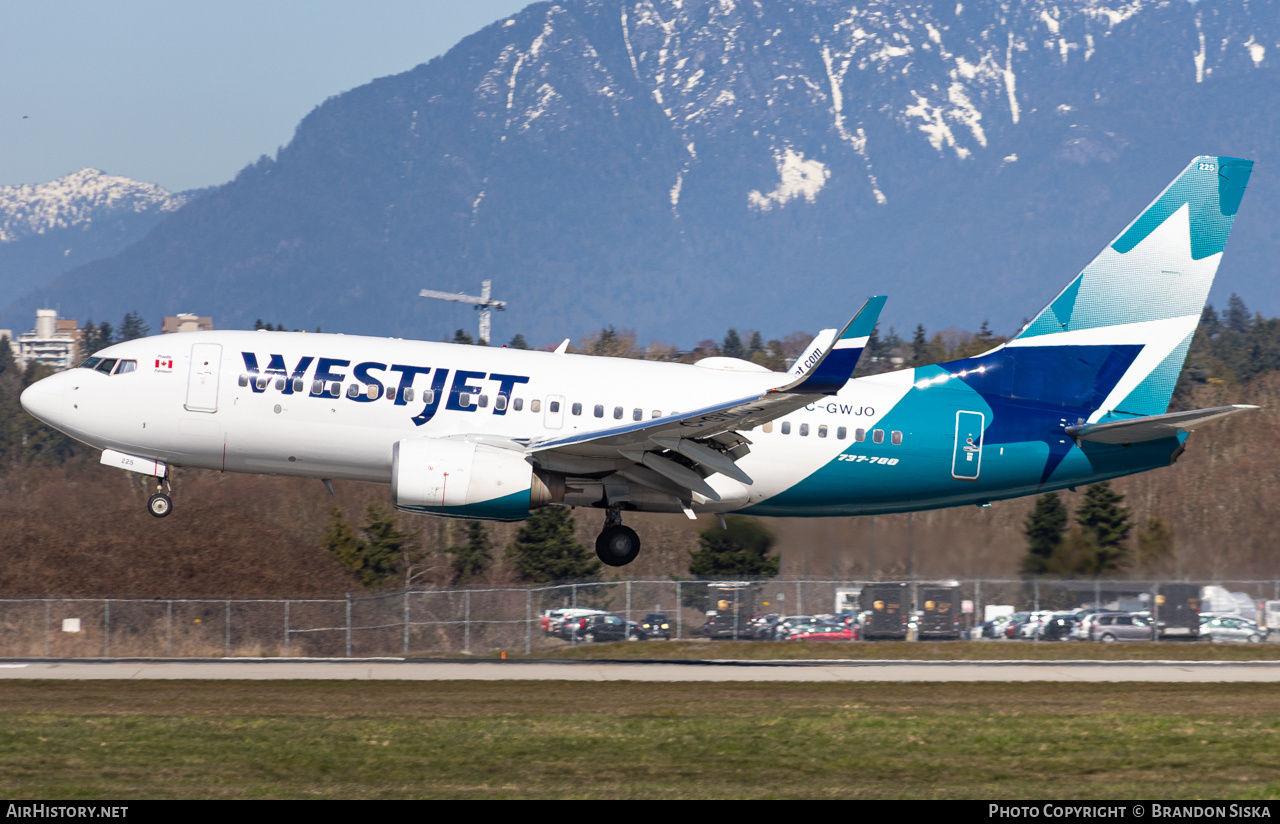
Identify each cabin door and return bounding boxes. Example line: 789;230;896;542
185;343;222;413
951;410;984;480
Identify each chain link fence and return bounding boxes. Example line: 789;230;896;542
3;577;1279;658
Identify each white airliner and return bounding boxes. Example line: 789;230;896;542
20;156;1257;567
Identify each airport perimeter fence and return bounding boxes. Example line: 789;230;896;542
3;577;1280;658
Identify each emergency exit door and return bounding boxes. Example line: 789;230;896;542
951;410;984;480
185;343;222;413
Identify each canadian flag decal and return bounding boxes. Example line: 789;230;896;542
154;357;174;372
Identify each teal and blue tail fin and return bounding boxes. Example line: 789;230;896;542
1005;155;1253;418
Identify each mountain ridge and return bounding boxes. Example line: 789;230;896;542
6;0;1277;345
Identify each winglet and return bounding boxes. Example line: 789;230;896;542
776;296;887;395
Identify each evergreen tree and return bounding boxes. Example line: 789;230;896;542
118;311;150;341
82;321;114;354
507;333;530;350
747;330;764;357
1136;517;1175;574
320;505;415;588
911;324;930;365
722;328;745;359
1226;293;1251;334
1200;303;1221;338
359;504;415;587
506;507;600;582
1020;493;1068;575
1075;482;1132;573
452;328;475;345
688;516;780;577
446;521;493;583
321;507;365;579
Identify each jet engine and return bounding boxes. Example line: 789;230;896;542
392;438;553;521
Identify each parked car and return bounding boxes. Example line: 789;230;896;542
572;613;645;643
1073;610;1122;641
550;609;608;640
1040;612;1079;641
639;612;672;640
784;623;856;641
1090;613;1164;642
1200;615;1265;643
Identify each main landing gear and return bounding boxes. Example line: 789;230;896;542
595;506;640;567
147;476;173;519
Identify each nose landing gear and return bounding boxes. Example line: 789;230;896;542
595;506;640;567
147;476;172;518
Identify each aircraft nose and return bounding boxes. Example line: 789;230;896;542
19;374;68;425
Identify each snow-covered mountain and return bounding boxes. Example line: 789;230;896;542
0;169;185;317
0;168;184;244
8;0;1279;343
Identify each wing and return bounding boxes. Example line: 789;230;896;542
1065;405;1258;445
522;297;887;503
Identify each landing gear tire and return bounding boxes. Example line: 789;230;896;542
147;493;173;518
595;525;640;567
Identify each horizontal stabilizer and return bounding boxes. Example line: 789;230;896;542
1065;405;1258;444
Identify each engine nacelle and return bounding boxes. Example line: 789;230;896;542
392;438;541;521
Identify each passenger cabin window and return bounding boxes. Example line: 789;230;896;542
594;404;604;418
891;430;903;445
571;402;582;416
368;384;380;400
799;423;810;437
534;400;545;413
346;384;360;399
276;378;286;391
763;422;774;433
781;422;791;435
406;388;416;403
818;425;828;438
855;428;866;442
513;398;524;411
329;382;341;396
495;396;508;411
872;429;884;444
293;378;305;393
837;426;847;440
632;408;641;421
651;410;661;419
614;406;624;420
238;374;249;387
458;392;472;408
478;394;489;408
312;379;323;395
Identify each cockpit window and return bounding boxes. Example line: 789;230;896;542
114;360;137;375
94;358;118;374
79;357;102;370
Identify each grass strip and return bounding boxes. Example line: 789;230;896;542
2;681;1279;799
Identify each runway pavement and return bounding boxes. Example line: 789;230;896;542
4;658;1280;681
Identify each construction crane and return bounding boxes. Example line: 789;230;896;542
419;279;506;345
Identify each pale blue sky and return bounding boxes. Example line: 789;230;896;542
0;0;531;191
